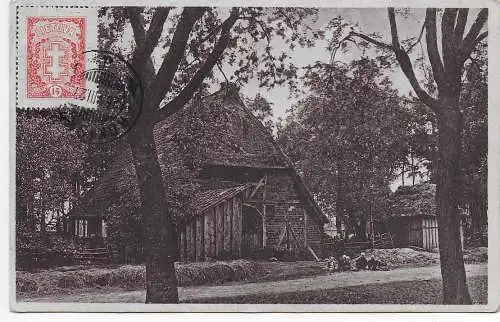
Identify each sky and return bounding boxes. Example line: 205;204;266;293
235;8;425;122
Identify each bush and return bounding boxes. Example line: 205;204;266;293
16;234;80;270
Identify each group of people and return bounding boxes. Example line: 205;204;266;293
326;234;388;272
326;252;387;272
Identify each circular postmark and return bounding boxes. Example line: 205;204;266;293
66;50;143;144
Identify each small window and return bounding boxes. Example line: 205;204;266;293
265;204;275;219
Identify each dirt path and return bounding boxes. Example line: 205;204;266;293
20;264;487;303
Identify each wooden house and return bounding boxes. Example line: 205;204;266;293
387;183;463;251
69;84;329;261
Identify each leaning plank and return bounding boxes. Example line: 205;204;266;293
307;244;320;262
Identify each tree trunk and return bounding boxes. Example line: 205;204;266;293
401;161;405;186
436;97;472;304
335;157;344;235
128;115;179;303
411;151;416;186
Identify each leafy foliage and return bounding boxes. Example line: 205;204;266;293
278;57;409;235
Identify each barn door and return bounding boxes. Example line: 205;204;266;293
242;205;263;256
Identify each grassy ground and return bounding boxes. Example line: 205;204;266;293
186;276;488;304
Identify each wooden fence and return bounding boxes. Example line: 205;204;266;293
73;247;115;263
325;233;394;257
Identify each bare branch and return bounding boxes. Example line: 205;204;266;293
148;7;207;110
142;8;172;61
126;7;160;91
454;8;469;45
156;8;240;121
348;31;392;50
387;8;440;111
387;8;401;49
128;7;171;73
462;8;488;51
405;17;426;54
424;8;447;93
127;7;146;45
345;8;439;111
441;9;459;76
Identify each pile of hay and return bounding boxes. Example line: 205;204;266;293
463;247;488;263
364;248;440;268
16;259;265;296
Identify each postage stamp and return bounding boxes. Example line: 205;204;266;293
9;0;499;314
26;17;85;99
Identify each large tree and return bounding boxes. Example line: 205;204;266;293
338;8;488;304
98;6;321;303
16;114;86;244
278;57;408;236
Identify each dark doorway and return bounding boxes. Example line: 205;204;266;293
242;205;263;256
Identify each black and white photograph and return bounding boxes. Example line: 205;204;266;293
10;0;497;312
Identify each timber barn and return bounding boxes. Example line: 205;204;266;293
69;83;329;262
387;183;463;251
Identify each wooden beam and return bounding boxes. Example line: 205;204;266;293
204;210;210;260
186;220;192;261
307;245;320;262
248;176;266;199
215;204;224;257
224;199;232;254
303;209;308;247
262;176;267;247
180;226;185;262
196;216;203;261
232;196;242;256
246;199;302;205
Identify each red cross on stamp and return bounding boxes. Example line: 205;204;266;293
26;17;85;99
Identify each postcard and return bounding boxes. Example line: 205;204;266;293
10;0;499;312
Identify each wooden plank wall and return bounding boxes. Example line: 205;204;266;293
232;196;242;257
422;217;439;251
409;218;423;248
224;201;232;252
216;205;224;257
178;195;245;262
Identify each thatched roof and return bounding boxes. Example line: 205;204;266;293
388;183;436;218
71;84;328;223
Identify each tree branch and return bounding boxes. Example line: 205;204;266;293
156;8;240;121
346;9;439;111
127;7;146;46
454;8;469;45
462;8;488;51
424;8;447;93
348;31;392;50
148;7;207;109
405;17;426;54
388;8;440;111
141;8;172;62
441;9;459;79
127;7;171;89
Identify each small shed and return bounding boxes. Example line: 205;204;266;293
387;183;463;251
